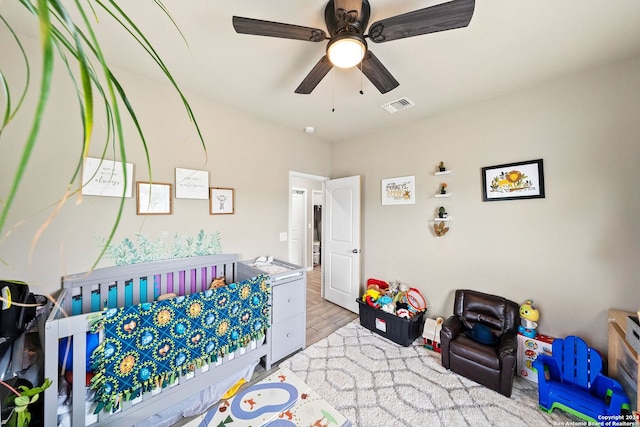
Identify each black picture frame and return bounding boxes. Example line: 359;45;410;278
481;159;545;202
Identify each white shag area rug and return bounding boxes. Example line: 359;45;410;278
278;320;579;427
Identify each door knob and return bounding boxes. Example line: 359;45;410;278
352;249;360;254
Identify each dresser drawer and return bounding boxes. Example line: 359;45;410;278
271;312;305;362
272;279;305;324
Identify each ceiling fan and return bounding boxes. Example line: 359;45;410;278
232;0;475;94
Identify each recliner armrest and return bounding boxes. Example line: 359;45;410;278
441;315;463;341
497;332;517;358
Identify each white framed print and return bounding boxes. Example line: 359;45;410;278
175;168;209;199
209;188;235;215
381;176;415;205
136;182;172;215
82;157;133;197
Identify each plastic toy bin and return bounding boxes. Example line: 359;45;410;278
357;299;426;346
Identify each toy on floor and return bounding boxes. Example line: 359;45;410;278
423;317;443;352
518;299;539;338
533;335;631;425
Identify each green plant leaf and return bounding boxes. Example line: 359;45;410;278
0;0;55;236
1;1;207;270
0;14;30;136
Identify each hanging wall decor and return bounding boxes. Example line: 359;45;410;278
136;182;172;215
82;157;134;197
209;187;235;214
175;168;209;199
381;176;415;205
481;159;545;202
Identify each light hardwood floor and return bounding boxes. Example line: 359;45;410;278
305;265;358;346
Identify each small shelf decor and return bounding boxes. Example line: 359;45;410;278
434;221;450;237
439;161;446;172
438;206;447;218
440;183;447;194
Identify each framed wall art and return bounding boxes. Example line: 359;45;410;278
175;168;209;199
82;157;133;197
381;176;415;205
481;159;545;202
210;187;235;215
136;182;173;215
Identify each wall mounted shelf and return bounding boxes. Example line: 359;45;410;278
435;193;452;198
435;170;453;176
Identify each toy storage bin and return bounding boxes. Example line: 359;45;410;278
357;299;426;346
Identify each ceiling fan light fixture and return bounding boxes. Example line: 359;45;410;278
327;33;366;68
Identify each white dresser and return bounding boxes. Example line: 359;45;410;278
238;259;306;368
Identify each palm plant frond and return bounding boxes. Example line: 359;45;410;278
0;0;207;268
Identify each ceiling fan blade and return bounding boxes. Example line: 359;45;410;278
368;0;475;43
232;16;326;42
333;0;363;23
295;56;334;94
357;51;399;94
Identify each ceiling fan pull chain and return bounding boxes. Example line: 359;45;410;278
359;59;364;95
332;68;336;112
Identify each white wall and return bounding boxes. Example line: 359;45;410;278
0;33;332;296
331;56;640;352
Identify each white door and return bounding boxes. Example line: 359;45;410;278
322;176;361;313
289;189;306;267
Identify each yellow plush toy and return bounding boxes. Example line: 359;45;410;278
209;277;226;289
157;292;177;301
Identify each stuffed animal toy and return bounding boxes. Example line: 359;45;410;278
518;299;540;338
396;302;410;319
366;279;388;297
367;278;388;293
209;277;226;289
378;295;395;314
157;292;177;301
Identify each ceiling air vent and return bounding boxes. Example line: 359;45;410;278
381;97;415;114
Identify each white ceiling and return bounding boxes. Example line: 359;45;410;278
3;0;640;143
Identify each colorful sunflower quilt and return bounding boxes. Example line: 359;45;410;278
90;275;270;413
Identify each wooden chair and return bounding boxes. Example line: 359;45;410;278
533;335;630;425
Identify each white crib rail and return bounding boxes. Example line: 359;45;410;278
42;254;269;427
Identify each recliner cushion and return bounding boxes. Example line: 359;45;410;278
449;334;500;370
454;289;519;335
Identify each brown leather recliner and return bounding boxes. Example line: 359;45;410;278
440;289;520;397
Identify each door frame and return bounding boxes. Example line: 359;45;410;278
289;187;307;268
288;171;329;272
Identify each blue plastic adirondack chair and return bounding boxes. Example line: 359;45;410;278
533;335;630;425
